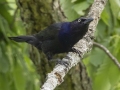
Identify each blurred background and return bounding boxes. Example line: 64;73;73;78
0;0;120;90
0;0;39;90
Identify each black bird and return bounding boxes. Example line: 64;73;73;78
9;17;93;60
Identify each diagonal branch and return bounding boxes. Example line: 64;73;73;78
41;0;108;90
93;42;120;69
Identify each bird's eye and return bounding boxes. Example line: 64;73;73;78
78;19;81;22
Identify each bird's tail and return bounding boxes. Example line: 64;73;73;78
8;35;35;42
8;35;41;49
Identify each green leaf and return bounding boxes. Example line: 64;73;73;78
101;8;110;26
89;48;105;67
109;0;120;18
92;56;120;90
0;42;10;73
0;15;11;41
118;11;120;20
0;1;13;24
13;63;26;90
108;64;120;86
0;73;9;90
96;20;107;41
60;0;79;21
71;0;77;3
93;57;111;90
73;1;90;15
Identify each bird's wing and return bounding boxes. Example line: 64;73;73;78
34;23;63;41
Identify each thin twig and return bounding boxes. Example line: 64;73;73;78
93;42;120;69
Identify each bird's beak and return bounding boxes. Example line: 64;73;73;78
84;18;93;24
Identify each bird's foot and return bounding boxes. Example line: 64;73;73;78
56;59;69;67
71;48;82;58
49;59;69;67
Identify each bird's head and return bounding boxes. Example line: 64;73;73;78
71;17;93;30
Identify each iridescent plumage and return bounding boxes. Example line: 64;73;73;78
9;17;93;60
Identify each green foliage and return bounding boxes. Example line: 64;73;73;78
61;0;120;90
0;0;39;90
60;0;93;21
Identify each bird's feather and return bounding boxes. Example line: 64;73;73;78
9;17;93;60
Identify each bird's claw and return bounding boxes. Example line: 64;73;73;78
72;48;82;57
56;59;69;68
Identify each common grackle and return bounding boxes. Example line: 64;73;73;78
9;17;93;60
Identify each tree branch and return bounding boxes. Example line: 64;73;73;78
93;42;120;69
41;0;108;90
